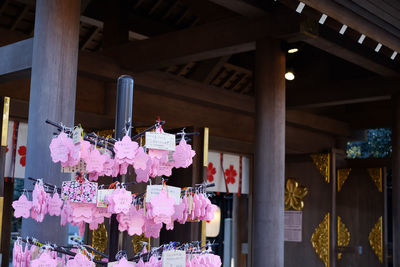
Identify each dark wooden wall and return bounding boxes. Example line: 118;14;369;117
285;159;332;267
336;168;385;266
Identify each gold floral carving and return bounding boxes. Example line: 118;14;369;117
310;153;330;183
337;168;351;192
91;223;107;260
367;168;383;192
369;216;383;263
284;178;308;211
132;234;151;255
311;213;330;267
337;216;350;260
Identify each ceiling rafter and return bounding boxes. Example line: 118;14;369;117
10;4;28;31
80;26;100;51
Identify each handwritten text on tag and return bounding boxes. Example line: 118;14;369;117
145;132;176;151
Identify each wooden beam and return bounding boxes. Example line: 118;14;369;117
80;27;100;50
207;0;266;18
287;76;399;108
105;15;300;71
0;0;9;16
0;35;397;113
286;110;350;136
0;38;33;79
300;0;400;53
6;95;334;152
296;33;399;77
204;56;230;84
10;5;29;31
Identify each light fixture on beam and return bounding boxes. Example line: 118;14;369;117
319;14;328;24
358;34;366;44
375;43;382;52
391;51;398;60
288;47;299;54
285;71;295;81
296;2;305;13
339;25;347;35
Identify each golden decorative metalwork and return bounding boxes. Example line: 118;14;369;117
96;129;114;138
91;223;107;260
337;216;350;260
310;153;331;183
132;234;150;254
367;168;383;192
284;178;308;211
337;168;351;192
369;216;383;263
311;213;330;267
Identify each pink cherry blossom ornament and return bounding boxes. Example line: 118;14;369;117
12;194;32;218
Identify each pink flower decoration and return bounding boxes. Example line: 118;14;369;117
47;193;63;216
12;194;32;218
173;139;196;168
31;252;57;267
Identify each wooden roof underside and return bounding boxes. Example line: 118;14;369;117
0;0;399;134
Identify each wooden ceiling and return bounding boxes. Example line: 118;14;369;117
334;0;400;40
0;0;399;130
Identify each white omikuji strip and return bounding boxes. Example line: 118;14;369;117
319;14;328;24
358;34;366;44
375;43;382;52
296;2;305;13
339;25;348;35
391;51;398;60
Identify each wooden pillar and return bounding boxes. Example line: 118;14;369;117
21;0;80;244
252;38;285;266
393;94;400;267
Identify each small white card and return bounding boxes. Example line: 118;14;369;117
72;128;82;144
145;132;176;151
107;261;135;266
145;185;181;205
97;189;115;207
162;250;186;267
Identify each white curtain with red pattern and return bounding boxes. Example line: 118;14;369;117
5;120;27;179
206;151;249;194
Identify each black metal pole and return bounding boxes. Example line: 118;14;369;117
108;75;134;261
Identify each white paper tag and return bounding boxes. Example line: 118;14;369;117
97;189;115;207
108;261;135;266
162;250;186;267
145;185;181;204
145;132;176;151
72;128;82;144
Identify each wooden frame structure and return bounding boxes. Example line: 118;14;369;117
0;0;399;266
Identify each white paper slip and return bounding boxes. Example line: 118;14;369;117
145;132;176;151
108;261;135;266
145;185;181;205
72;128;82;144
162;250;186;267
97;189;115;207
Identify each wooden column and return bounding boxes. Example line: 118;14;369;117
252;38;285;266
393;94;400;267
21;0;80;244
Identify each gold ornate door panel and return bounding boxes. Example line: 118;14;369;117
336;167;385;266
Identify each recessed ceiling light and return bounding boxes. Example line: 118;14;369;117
285;72;295;81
